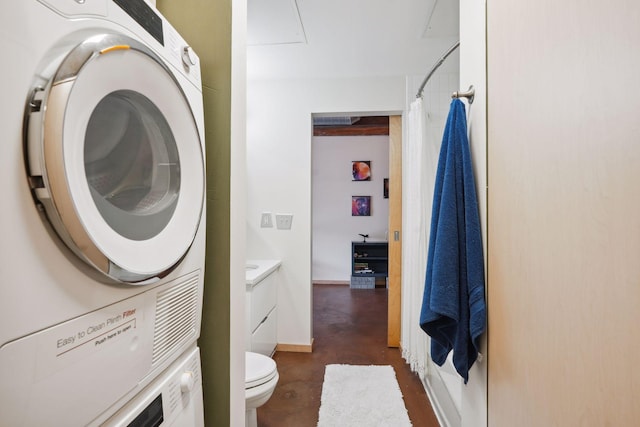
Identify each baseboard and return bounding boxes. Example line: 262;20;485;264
313;280;349;286
276;339;314;353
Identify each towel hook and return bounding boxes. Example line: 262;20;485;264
452;85;475;104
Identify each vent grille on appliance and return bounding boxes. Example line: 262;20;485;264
152;274;199;365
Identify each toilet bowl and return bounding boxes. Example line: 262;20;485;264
245;351;279;427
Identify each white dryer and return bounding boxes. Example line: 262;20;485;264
0;0;207;425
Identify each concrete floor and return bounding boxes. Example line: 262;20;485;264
257;284;440;426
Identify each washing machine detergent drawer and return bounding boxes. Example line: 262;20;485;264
0;272;201;426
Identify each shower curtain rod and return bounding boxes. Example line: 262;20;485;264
415;40;460;99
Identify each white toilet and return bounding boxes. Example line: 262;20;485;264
245;351;279;427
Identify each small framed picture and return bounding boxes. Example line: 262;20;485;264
352;161;371;181
383;178;389;198
352;196;371;216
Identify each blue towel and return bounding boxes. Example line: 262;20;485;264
419;99;486;384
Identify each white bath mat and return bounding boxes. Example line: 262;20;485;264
317;364;412;427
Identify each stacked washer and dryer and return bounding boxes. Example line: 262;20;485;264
1;0;207;425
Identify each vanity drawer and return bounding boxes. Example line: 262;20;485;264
250;273;277;333
251;307;277;356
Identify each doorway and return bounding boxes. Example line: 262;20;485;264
310;114;401;346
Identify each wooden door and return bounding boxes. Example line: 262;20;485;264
488;1;640;425
387;115;402;347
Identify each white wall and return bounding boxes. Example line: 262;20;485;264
460;1;487;426
312;135;389;282
247;76;405;347
230;0;247;424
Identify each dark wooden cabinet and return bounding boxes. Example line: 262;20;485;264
351;241;388;288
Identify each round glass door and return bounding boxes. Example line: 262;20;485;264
28;34;205;284
84;90;180;241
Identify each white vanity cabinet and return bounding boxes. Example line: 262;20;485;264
245;260;280;356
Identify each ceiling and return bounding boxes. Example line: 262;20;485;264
313;116;390;136
247;0;459;80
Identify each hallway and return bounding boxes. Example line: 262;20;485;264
258;284;440;426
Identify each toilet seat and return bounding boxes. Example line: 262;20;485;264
245;351;277;389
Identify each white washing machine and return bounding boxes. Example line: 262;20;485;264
0;0;207;425
102;345;205;427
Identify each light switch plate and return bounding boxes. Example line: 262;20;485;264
275;214;293;230
261;212;273;228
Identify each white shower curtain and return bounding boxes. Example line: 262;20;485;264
401;97;441;379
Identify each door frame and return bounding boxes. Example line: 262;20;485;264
387;115;402;347
309;112;402;347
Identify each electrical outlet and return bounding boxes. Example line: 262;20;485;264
275;214;293;230
260;212;273;228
